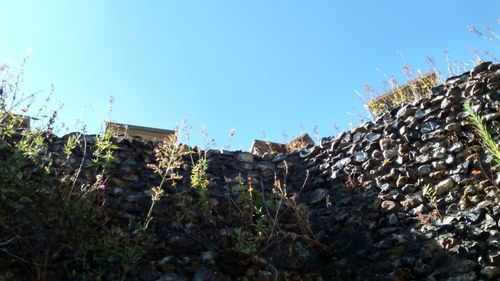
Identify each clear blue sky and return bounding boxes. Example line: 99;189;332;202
1;1;498;149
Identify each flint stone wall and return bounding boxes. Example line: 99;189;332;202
39;62;500;280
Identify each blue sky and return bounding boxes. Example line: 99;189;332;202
1;1;499;149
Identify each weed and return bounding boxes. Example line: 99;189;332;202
17;128;48;164
200;123;216;150
223;128;237;150
234;227;258;255
63;133;81;159
464;102;500;165
360;20;499;120
422;183;441;220
93;128;119;170
145;133;185;230
0;55;128;280
85;225;146;280
142;187;165;231
148;133;185;182
190;153;210;211
0;112;26;140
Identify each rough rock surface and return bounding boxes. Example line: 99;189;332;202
2;63;500;280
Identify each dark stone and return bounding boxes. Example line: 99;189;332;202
465;207;487;223
471;61;492;75
332;157;351;170
396;105;417;119
304;188;328;204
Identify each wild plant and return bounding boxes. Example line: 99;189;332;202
0;111;25;140
464;102;500;165
93;128;119;171
230;163;317;257
148;133;185;183
425;56;444;84
145;132;185;230
0;49;35;114
17;128;48;163
358;22;499;119
467;23;500;61
234;227;258;255
347;106;369;124
332;123;342;136
422;183;441;220
236;179;256;225
175;118;192;145
190;153;210;211
63;133;81;159
0;55;140;280
233;179;275;255
271;168;314;239
223;128;237;150
142;186;165;231
200;123;216;150
84;225;145;281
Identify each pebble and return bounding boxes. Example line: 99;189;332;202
435;178;456;196
417;164;432;176
380;200;398;213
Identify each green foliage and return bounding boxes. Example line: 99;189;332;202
85;225;148;281
85;227;144;264
17;129;51;173
231;180;293;256
0;58;130;280
422;183;442;220
191;154;210;211
253;205;272;239
93;129;119;169
63;133;81;159
422;183;438;210
191;155;209;194
0;112;23;140
464;102;500;165
234;227;258;255
236;184;276;216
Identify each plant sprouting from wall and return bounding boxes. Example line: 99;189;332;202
191;153;209;211
464;102;500;165
142;186;165;231
93;129;118;170
63;133;81;159
422;183;441;220
145;133;185;230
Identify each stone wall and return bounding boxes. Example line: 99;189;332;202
4;62;500;280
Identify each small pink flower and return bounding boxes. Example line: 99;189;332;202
98;181;106;189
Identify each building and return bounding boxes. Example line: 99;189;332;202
250;133;315;156
106;122;175;142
